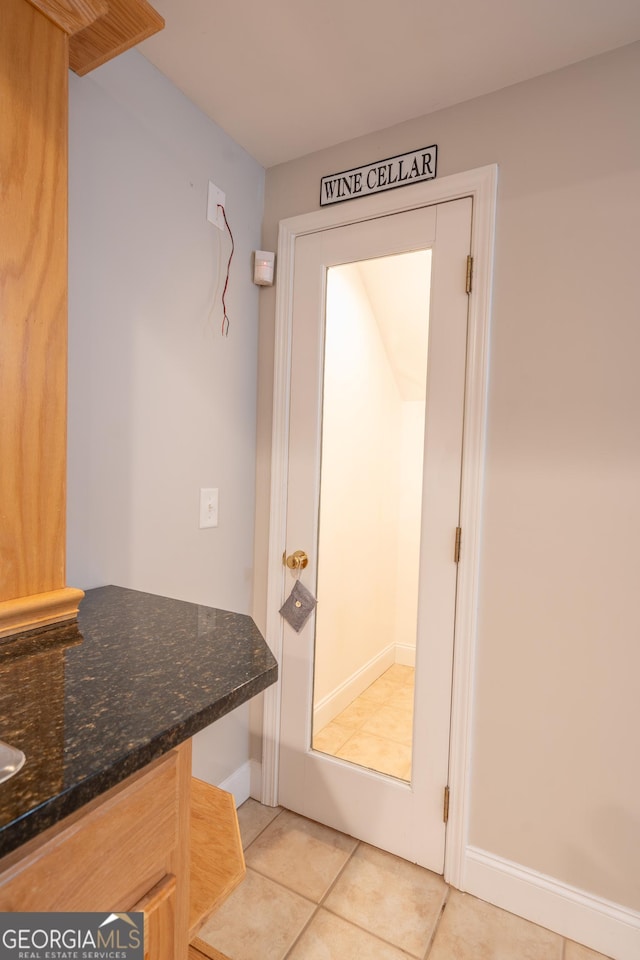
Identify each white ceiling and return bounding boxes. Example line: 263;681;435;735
139;1;640;168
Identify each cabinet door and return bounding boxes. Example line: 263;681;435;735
0;753;178;911
135;874;177;960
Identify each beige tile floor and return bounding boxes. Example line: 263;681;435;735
194;800;612;960
312;664;415;781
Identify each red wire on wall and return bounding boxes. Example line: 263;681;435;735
218;203;234;336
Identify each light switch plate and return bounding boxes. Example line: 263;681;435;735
207;181;225;230
199;487;218;528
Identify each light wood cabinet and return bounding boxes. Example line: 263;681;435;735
0;0;79;638
0;0;163;640
135;875;178;960
1;7;249;954
0;750;181;913
190;778;246;941
0;742;246;960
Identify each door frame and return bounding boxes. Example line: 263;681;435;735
260;163;498;889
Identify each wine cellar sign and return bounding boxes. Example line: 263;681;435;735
320;145;437;207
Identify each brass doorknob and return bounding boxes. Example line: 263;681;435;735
285;550;309;570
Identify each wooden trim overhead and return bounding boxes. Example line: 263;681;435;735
69;0;165;75
26;0;108;35
25;0;164;76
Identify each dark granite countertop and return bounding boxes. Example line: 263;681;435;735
0;585;277;860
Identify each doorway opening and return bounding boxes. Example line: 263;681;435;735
261;164;497;887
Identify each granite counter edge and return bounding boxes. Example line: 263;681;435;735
0;661;277;861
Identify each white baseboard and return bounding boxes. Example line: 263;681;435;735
394;643;416;667
313;644;395;730
218;761;252;808
249;759;264;803
464;846;640;960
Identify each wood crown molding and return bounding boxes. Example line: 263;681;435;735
69;0;165;75
25;0;164;76
26;0;108;36
0;588;85;640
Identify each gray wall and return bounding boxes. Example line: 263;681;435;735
67;50;265;787
256;42;640;910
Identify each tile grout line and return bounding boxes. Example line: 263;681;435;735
241;824;364;918
320;900;429;959
241;862;317;907
279;902;318;960
281;839;363;959
241;804;285;855
225;862;318;960
422;885;451;959
318;837;361;907
311;906;427;960
314;840;446;960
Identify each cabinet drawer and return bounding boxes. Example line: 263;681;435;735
0;751;178;910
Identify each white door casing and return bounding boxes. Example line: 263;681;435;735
261;164;497;888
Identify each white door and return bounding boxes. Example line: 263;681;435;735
278;197;472;872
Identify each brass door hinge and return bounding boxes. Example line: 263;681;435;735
465;255;473;294
454;527;462;563
443;786;450;823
